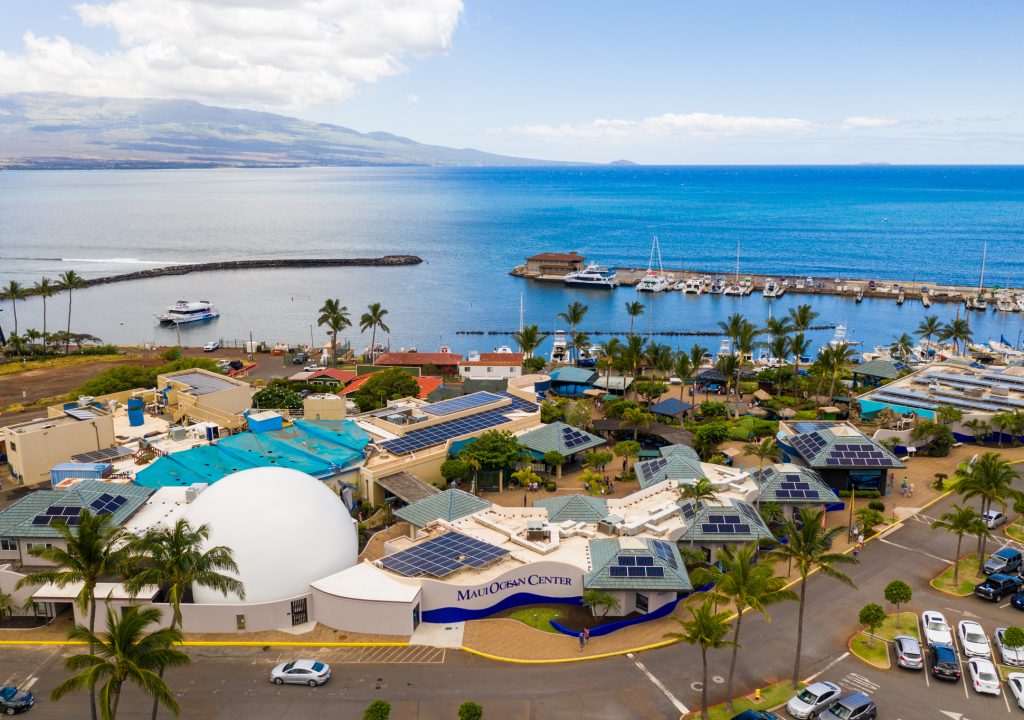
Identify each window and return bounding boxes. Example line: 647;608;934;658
0;539;15;552
635;593;649;613
8;442;14;451
26;543;53;551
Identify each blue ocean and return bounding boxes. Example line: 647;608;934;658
1;165;1023;356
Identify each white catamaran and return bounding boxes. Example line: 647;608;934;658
157;300;220;325
636;235;672;293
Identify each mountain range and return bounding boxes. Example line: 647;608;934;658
0;93;563;169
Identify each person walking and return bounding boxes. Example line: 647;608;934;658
578;632;585;652
583;627;590;645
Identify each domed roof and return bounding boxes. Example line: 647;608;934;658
184;467;357;604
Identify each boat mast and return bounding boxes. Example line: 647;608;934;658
735;238;740;283
519;292;524;333
979;241;987;294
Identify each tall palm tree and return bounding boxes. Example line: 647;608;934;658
744;438;780;470
624;300;645;337
673;351;695;420
33;277;56;341
597;337;621;387
763;316;793;343
689;343;709;377
789;332;812;399
359;302;391;364
512;324;545;358
916;314;942;348
1;280;26;337
717;312;746;352
890;333;914;362
766;333;791;369
59;270;86;354
957;452;1021;566
644;341;672;379
52;605;190;720
824;342;857;401
991;412;1015;448
619;335;646;398
664;598;736;720
693;544;797;713
557;301;589;363
787;304;819;332
769;507;857;688
317;298;351;364
679;476;721;506
931;504;988;587
17;510;134;720
732;320;761;414
963;418;991;445
716;353;740;398
571;331;591;366
621;407;651;440
124;520;244;720
939;318;972;354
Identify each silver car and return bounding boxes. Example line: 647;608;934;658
786;680;842;719
996;628;1024;666
269;659;331;686
894;634;924;670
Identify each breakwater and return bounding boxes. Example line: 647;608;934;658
456;324;838;337
68;256;422;290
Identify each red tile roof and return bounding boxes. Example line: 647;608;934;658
308;368;358;383
461;353;524;366
527;251;582;262
375;352;462;366
339;373;442;399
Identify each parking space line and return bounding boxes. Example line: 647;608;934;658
878;538;953;564
1004;681;1012;713
805;651;849;683
626;652;688;715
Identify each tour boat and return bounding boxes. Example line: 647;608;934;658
681;277;705;294
707;277;726;294
157;300;220;325
636;235;672;293
549;331;569;363
563;263;620;289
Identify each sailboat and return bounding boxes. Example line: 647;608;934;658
966;242;988;311
722;238;745;295
636;235;672;292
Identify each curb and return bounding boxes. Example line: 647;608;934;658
847;632;891;670
928;555;979;598
0;640;410;648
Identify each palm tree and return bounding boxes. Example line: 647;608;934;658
939;317;972;354
717;312;746;352
679;477;721;506
33;277;56;341
765;333;791;371
716;353;740;398
359;303;391;364
597;338;621;389
59;270;86;354
644;341;673;379
624;300;644;337
744;438;780;470
931;504;988;587
621;407;651;441
124;520;244;720
673;351;695;420
787;304;819;332
557;301;589;362
890;333;914;362
957;452;1021;566
619;335;646;398
763;316;793;341
664;598;737;720
17;510;134;720
512;324;545;358
1;280;26;337
317;298;351;364
963;419;991;445
789;332;812;399
24;328;42;353
732;320;760;414
769;507;858;688
571;331;591;366
992;412;1015;448
693;544;797;713
52;605;190;720
824;342;857;401
916;314;942;348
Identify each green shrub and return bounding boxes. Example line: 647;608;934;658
363;700;391;720
545;481;556;492
458;701;484;720
699;401;728;418
837;489;881;499
160;347;182;362
738;381;758;394
252;384;303;410
868;500;885;512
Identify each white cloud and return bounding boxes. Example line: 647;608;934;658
500;112;905;140
0;0;463;109
406;93;419;105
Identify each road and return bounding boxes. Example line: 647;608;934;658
6;475;1024;719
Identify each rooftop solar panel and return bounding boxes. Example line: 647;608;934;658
636;556;654;566
628;566;645;577
609;566;627;577
379;532;510;578
71;446;134;464
618;555;636;566
646;566;665;577
423;392;505;417
652;539;678;569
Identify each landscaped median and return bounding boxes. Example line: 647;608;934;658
682;680;803;720
930;553;981;596
849;611;919;669
1006;522;1024;543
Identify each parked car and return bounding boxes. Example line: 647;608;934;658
268;659;331;686
817;693;876;720
996;628;1024;666
983;548;1022;575
984;509;1008;529
958;620;992;658
292;352;309;365
975;573;1022;601
203;340;220;352
893;635;924;670
1013;591;1024;611
303;364;325;372
1009;672;1024;710
929;642;961;681
921;610;953;645
968;657;1001;695
730;712;780;720
0;686;34;714
785;680;841;718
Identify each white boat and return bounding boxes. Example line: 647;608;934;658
549;331;568;363
966;294;988;311
707;277;726;294
493;345;514;353
636;235;672;293
722;284;743;296
967;242;989;311
762;280;784;298
820;323;856;353
715;338;733;362
563;263;619;289
995;295;1017;312
157;300;220;325
681;277;704;294
1017;295;1024;312
989;340;1024;357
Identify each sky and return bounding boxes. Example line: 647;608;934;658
0;0;1022;163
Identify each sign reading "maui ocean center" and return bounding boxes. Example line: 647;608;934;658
456;574;575;602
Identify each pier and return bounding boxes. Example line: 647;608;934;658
456;324;838;337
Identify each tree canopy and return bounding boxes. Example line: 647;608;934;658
352;368;420;412
74;358;222;397
459;430;525;470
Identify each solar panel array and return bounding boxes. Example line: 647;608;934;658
871;386;1002;413
495;391;539;413
561;426;593;449
823;442;899;467
679;500;701;522
31;505;82;526
652;539;678;569
380;409;521;455
607;554;665;578
423;392;504;416
775;477;823;500
379;532;509;578
90;493;128;515
71;446;134;464
791;421;835;434
700;512;752;535
734;501;762;525
789;432;828;459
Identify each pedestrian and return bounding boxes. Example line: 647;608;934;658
900;479;908;496
583;627;590;644
908;482;915;497
852;544;859;558
858;533;865;546
578;632;585;651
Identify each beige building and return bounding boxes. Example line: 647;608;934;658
458;352;524;381
158;368;254;430
3;407;116;485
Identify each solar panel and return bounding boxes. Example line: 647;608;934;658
636;556;654;566
646;566;665;577
609;566;628;577
628;566;645;577
379;532;510;578
71;446;133;464
680;501;697;521
380;407;527;455
618;555;636;566
652;540;678;569
423;392;505;417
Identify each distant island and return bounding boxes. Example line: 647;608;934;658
0;93;576;170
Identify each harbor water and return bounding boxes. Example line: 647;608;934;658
1;165;1023;357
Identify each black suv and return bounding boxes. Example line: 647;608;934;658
975;573;1022;601
929;642;961;680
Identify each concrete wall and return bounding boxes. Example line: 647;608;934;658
311;588;419;636
19;538;67;566
4;414;115;484
605;589;676;617
458;365;522;381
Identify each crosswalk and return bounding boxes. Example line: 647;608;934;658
280;646;446;664
840;672;880;695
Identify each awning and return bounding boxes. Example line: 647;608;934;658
753;389;772;402
376;472;441;504
583;389;605;398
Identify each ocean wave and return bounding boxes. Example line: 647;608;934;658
61;257;184;265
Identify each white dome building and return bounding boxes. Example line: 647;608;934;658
184;467;358;604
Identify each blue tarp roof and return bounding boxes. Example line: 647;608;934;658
647;397;693;418
548;367;598;385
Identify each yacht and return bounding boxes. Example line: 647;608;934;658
715;338;734;362
762;280;784;298
707;277;726;294
995;295;1017;312
157;300;220;325
967;242;989;312
636;235;672;293
681;277;705;294
549;331;569;363
563;263;620;289
966;294;988;311
722;284;743;296
819;323;854;353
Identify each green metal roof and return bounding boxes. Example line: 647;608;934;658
584;538;691;591
534;494;608;523
634;444;705;489
393;488;491;528
0;481;153;539
751;465;840;504
592;375;633;391
788;427;904;469
548;367;598;385
851;359;903;380
678;499;775;544
517;421;605;457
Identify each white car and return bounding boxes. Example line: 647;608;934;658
958;620;992;659
968;657;1001;695
996;628;1024;666
203;340;220;352
269;659;331;686
1009;672;1024;709
785;680;842;719
669;376;682;385
303;364;326;372
922;611;953;645
984;510;1007;529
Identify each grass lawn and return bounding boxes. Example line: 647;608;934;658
930;554;981;596
507;607;565;633
684;679;801;720
1006;523;1024;543
0;354;124;376
850;632;891;669
872;612;919;642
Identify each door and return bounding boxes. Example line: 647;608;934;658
412;604;421;631
290;598;308;625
